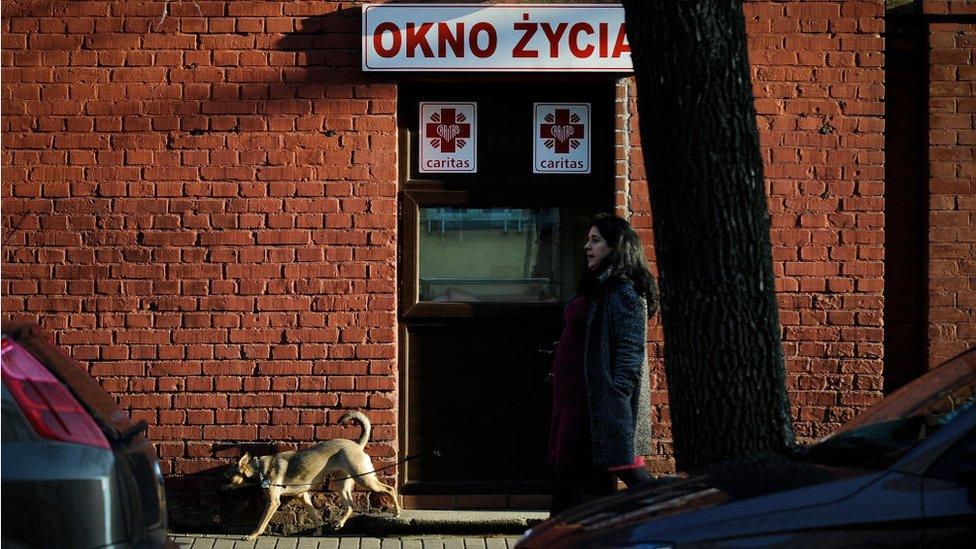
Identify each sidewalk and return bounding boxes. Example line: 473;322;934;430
171;534;522;549
170;510;546;549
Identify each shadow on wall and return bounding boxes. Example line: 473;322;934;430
154;5;372;168
151;5;384;534
883;5;929;394
0;3;375;272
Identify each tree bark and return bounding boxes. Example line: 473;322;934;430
621;0;795;471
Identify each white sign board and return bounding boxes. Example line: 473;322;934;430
419;102;477;173
534;103;590;174
362;4;631;72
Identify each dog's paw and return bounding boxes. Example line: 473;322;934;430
243;534;258;541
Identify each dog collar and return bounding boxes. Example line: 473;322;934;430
252;457;270;489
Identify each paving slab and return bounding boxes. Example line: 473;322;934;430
345;510;545;536
171;536;522;549
170;509;540;548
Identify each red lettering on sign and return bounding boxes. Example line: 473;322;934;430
540;22;568;58
598;22;608;58
469;22;497;58
437;22;464;57
569;23;594;58
373;22;401;58
368;12;629;67
513;20;539;58
406;22;434;58
612;24;630;58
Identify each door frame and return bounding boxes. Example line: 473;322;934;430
396;78;617;497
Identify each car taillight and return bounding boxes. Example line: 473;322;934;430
1;339;110;449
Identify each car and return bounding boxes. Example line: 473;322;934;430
1;322;174;548
518;348;976;548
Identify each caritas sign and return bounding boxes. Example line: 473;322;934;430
419;102;478;173
534;103;590;174
362;4;632;72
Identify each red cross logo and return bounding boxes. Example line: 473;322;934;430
426;108;471;153
540;109;584;154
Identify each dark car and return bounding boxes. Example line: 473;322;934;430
518;348;976;548
1;323;172;548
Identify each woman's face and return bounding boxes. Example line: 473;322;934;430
584;226;613;271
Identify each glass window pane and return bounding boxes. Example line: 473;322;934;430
419;207;590;303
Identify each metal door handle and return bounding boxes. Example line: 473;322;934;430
536;340;559;356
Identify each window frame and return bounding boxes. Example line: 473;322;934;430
400;189;604;319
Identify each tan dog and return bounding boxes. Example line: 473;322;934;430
224;411;402;539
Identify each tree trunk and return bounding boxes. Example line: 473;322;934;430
621;0;795;471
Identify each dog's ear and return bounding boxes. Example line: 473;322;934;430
238;453;250;469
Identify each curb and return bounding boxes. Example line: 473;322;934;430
341;510;548;536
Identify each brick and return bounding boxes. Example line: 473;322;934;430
0;1;897;494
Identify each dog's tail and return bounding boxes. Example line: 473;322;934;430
339;411;371;449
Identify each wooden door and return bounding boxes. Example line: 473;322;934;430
398;79;615;496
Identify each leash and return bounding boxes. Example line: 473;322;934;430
253;367;553;489
256;448;437;489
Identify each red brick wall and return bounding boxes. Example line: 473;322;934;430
1;2;400;482
625;1;886;474
926;1;976;366
2;0;887;498
751;0;887;439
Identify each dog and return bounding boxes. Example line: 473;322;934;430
223;411;402;540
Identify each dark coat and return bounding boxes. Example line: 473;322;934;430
583;277;652;467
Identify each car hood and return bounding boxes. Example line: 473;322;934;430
518;453;879;548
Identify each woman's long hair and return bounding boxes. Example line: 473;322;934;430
579;214;659;314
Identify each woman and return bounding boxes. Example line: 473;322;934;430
548;214;659;514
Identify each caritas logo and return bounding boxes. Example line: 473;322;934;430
419;102;477;173
541;109;584;154
426;108;471;153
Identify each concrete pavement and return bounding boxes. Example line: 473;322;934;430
171;534;522;549
170;510;546;549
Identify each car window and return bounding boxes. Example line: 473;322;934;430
839;350;976;434
797;350;976;470
927;430;976;484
